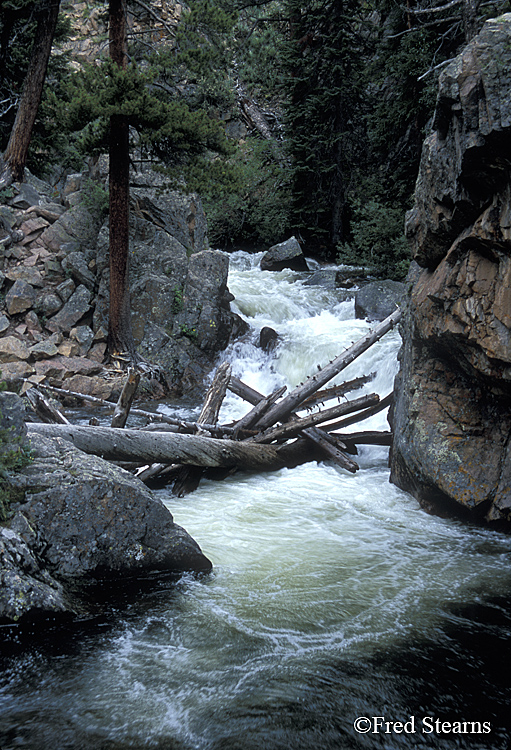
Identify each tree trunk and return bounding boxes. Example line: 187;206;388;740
0;0;61;186
27;423;286;471
108;0;137;360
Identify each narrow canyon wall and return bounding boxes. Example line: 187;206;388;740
390;15;511;527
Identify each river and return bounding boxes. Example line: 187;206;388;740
1;251;511;749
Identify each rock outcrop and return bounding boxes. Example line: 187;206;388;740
390;15;511;527
0;391;211;625
0;168;239;398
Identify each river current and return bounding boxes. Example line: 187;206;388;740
1;251;511;749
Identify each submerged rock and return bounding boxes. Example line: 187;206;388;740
390;16;511;527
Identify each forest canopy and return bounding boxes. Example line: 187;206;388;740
1;0;510;278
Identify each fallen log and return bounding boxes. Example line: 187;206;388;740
172;362;231;497
25;387;70;424
34;382;240;437
298;374;375;410
323;392;394;433
253;309;402;430
253;393;380;444
111;368;141;428
27;422;286;471
227;377;361;472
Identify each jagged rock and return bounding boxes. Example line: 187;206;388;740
390;16;511;527
9;434;212;580
36;291;63;317
70;325;94;354
0;336;30;362
46;284;92;333
259;326;280;353
260;236;309;272
5;280;36;315
56;278;76;302
0;527;70;623
0;392;211;624
57;340;80;358
0;361;35;388
0;314;9;334
5;266;44;287
40;204;100;254
9;183;42;210
29;340;59;361
61;250;96;290
354;280;405;321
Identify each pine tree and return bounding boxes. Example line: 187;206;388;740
0;0;61;187
281;0;365;255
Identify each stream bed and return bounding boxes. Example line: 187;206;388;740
1;251;511;749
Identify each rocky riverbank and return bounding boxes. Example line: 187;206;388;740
0;390;211;625
0;166;242;401
390;15;511;528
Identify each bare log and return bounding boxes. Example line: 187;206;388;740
323;392;394;432
254;393;380;444
34;382;239;436
227;377;361;472
233;385;287;433
298;374;375;410
254;309;402;430
172;363;231;497
228;376;262;406
27;423;285;471
301;426;359;473
25;388;70;425
111;368;141;428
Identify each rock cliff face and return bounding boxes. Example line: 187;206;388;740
390;15;511;527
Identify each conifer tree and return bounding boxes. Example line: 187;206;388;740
0;0;61;187
281;0;364;255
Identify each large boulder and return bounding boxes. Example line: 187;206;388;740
390;16;511;527
260;237;309;272
0;392;211;624
355;280;405;321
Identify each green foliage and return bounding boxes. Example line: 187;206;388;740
337;199;410;280
172;286;184;313
178;323;198;341
0;380;32;522
81;177;109;221
203;138;292;247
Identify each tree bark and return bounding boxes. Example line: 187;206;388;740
108;0;138;360
0;0;61;186
27;423;286;471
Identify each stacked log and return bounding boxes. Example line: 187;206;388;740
25;309;401;495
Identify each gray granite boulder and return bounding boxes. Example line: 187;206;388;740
354;280;405;321
260;237;309;272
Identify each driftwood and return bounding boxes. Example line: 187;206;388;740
27;423;287;471
111;368;140;428
24;311;400;491
253;309;401;430
171;363;231;497
25;388;70;425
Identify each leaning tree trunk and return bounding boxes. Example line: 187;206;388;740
108;0;138;361
0;0;61;187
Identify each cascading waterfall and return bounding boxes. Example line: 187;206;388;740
1;251;511;750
